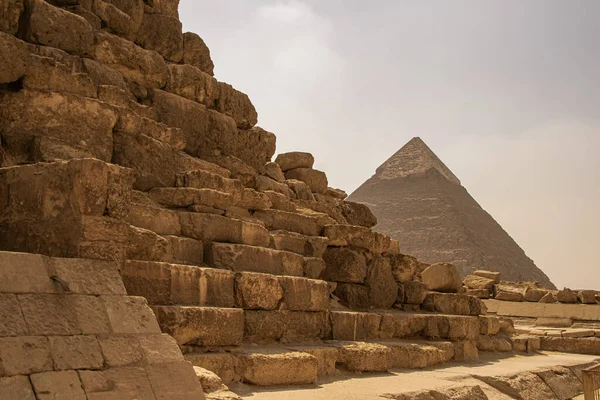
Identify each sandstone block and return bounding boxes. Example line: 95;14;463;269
97;335;144;367
0;252;56;294
79;366;155;399
335;342;392;372
539;292;558;303
423;293;480;316
323;224;391;254
0;376;35;400
25;0;93;54
331;311;382;341
217;82;258;129
165;63;219;107
137;12;183;62
524;288;549;302
284;168;328;194
473;270;501;283
269;230;328;257
182;32;214;75
93;31;168;88
403;281;428;305
0;32;28;84
254;209;323;236
102;295;161;334
92;0;135;39
279;276;329;311
150;187;235;210
0;294;28;336
365;255;397;309
421;263;462;293
0;336;52;376
453;340;479;362
0;91;116;164
24;54;96;97
494;290;524;302
185;353;240;384
388;254;419;282
557;288;578;303
69;295;112;335
263;190;297;212
254;175;294;198
181;212;270;246
340;201;377;228
193;366;225;393
83;57;127;88
479;316;501;335
263;161;285;182
154;306;244;346
578;290;597;304
243;310;330;343
30;370;86;400
322;247;367;283
234;272;282;310
536;367;582;400
49;335;103;370
208;243;304;276
275;152;314;172
303;257;326;279
236;188;271;210
286;179;315;201
239;352;317;386
18;294;81;335
463;274;495;290
177;169;241;195
386;342;452;369
164;235;203;265
334;283;369;309
115;106;185;150
45;257;126;295
138;334;185;365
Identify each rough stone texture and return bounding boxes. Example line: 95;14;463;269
341;201;378;228
217;82;258;129
324;224;391;254
136;12;183;62
421;263;462;293
0;32;29;84
348;137;555;288
475;371;558;400
335;342;392;372
244;311;331;344
208;243;305;277
404;281;428;305
0;0;24;35
578;290;598;304
524;288;549;302
284;168;328;194
535;367;582;400
322;247;367;283
422;293;481;316
275;152;314;172
239;352;317;386
183;32;214;75
557;288;578;304
365;255;397;309
463;275;495;290
235;272;283;310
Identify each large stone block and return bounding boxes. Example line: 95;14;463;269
421;263;462;293
535;367;582;400
23;54;97;97
136;12;183;62
45;257;126;295
331;311;382;341
102;295;161;334
275;152;314;172
0;336;53;376
165;63;219;107
463;274;495;290
0;294;28;336
278;276;329;311
49;335;103;370
92;32;168;89
270;230;328;258
557;288;578;304
180;213;270;246
154;306;244;346
0;91;116;164
475;371;558;400
365;255;397;309
244;310;331;343
0;0;24;34
284;168;328;194
177;169;241;195
146;361;205;400
149;187;235;210
0;32;28;83
340;201;377;228
115;106;185;150
254;209;323;236
403;280;428;305
182;32;214;75
388;253;419;282
216;82;258;129
207;243;304;276
422;293;482;316
30;370;86;399
25;0;94;54
323;224;391;254
239;352;317;386
334;283;369;309
235;272;283;310
79;366;155;399
322;247;367;283
0;376;35;400
335;342;392;372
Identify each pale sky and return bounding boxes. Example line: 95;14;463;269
179;1;600;290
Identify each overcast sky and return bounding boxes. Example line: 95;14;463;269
180;0;600;290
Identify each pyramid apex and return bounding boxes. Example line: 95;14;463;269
374;137;461;185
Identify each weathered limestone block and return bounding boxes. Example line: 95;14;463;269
115;106;185;150
334;283;369;309
536;367;582;400
0;0;24;34
243;310;331;343
102;295;161;334
269;230;328;257
540;337;600;355
234;272;283;310
340;201;377;228
236;188;271;210
322;247;367;283
255;175;294;198
154;306;244;346
403;281;428;304
0;375;35;399
557;288;578;304
0;336;53;376
331;311;381;341
475;372;558;400
149;187;235;210
235;126;276;171
365;255;397;309
177;168;241;194
0;294;28;336
136;12;183;62
23;54;97;97
326;187;347;200
290;347;338;377
286;179;314;201
180;213;270;247
79;366;156;399
324;224;391;254
473;270;501;283
92;32;168;89
185;353;240;384
387;254;419;282
578;290;598;304
25;0;94;54
30;370;87;399
539;292;558;303
524;288;549;302
278;276;329;311
165;64;219;107
495;290;524;302
335;342;392;372
303;257;326;279
207;243;304;277
463;274;495;290
92;0;135;39
479;316;501;336
263;190;296;212
216;82;258;129
0;32;28;84
165;235;203;265
284;168;328;194
386;342;453;369
465;288;491;299
423;293;481;316
263;161;285;182
254;209;323;236
421;263;462;293
0;90;116;164
238;352;317;386
48;335;103;370
182;32;214;75
275;152;314;172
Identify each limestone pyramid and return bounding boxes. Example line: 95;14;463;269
348;137;555;289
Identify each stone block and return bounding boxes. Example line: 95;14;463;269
165;63;219;107
275;152;314;172
323;224;391;254
479;316;501;335
0;252;55;294
0;0;24;34
403;281;428;305
23;54;96;97
0;32;28;84
79;366;155;399
291;347;339;376
185;353;240;384
236;188;272;210
208;242;305;276
92;31;168;88
0;294;27;336
0;91;116;164
180;213;270;247
475;371;558;400
263;161;285;182
334;283;369;309
177;169;241;195
138;334;184;364
284;168;328;194
243;310;330;344
97;335;144;367
421;263;462;293
45;257;126;295
473;270;501;283
0;376;35;400
25;0;93;54
137;12;183;62
388;254;419;282
322;247;367;283
365;255;397;309
217;82;258;129
30;370;86;400
122;260;171;304
69;295;112;335
49;336;103;370
536;367;582;400
495;290;524;302
127;204;182;236
524;288;549;302
101;295;161;334
239;352;317;386
340;201;377;228
150;187;235;210
270;230;328;257
286;179;315;201
578;290;598;304
539;292;558;303
115;106;185;150
235;272;283;310
255;209;323;236
278;276;329;311
466;289;491;299
386;342;452;369
423;293;480;316
0;336;52;376
557;288;578;304
453;340;479;362
303;257;326;279
463;274;495;290
331;311;381;341
18;294;80;335
146;361;205;400
254;175;294;197
154;306;244;346
182;32;214;75
335;342;392;372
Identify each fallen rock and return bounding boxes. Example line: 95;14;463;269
539;292;557;303
275;152;314;172
578;290;598;304
403;281;428;305
340;201;377;228
463;275;495;290
285;168;328;194
557;288;578;304
495;291;524;302
193;366;226;393
524;288;549;302
421;263;462;293
473;270;501;283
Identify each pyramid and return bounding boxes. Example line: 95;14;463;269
348;137;556;289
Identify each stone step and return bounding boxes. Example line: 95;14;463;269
269;230;328;258
422;292;483;316
323;224;392;254
122;260;331;312
176;169;244;196
253;209;331;236
206;242;326;279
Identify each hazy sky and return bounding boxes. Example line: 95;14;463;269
180;1;600;290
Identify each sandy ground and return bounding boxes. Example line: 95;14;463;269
231;352;599;400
